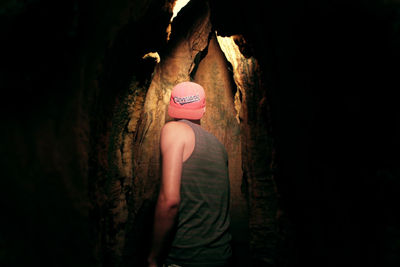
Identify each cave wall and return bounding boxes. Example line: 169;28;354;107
107;2;250;265
193;33;249;264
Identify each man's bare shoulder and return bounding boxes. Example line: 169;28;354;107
161;121;192;145
161;121;192;134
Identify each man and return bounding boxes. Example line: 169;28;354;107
147;81;232;267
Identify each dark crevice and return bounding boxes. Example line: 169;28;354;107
224;59;238;103
189;30;213;79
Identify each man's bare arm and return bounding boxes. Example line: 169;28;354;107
148;122;186;266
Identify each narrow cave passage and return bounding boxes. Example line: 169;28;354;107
87;0;400;265
95;1;279;266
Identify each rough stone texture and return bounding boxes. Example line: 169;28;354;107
119;1;247;265
193;33;249;264
85;0;174;265
236;57;279;266
102;81;149;266
218;34;281;266
132;0;212;204
121;2;213;265
104;1;252;265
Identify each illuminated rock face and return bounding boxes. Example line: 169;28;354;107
101;0;240;264
194;33;248;263
115;1;251;265
101;1;277;266
109;2;279;267
1;0;278;266
131;0;212;205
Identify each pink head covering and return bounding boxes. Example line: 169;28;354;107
168;81;206;120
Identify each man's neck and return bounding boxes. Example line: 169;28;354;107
175;118;201;125
188;119;200;125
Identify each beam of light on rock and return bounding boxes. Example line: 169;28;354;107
142;52;160;63
171;0;191;22
167;0;191;41
216;35;241;71
216;34;244;124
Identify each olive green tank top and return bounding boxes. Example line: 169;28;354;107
165;120;232;267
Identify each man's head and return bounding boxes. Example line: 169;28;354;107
168;81;206;120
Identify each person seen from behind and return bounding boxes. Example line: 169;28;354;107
147;81;232;267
